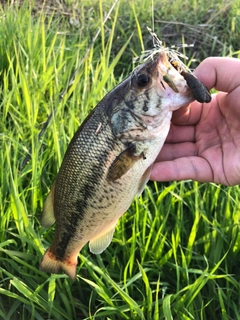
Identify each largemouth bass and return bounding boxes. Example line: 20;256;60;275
40;50;211;279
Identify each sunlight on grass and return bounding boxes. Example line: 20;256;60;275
0;0;240;319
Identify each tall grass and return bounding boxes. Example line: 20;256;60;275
0;1;240;319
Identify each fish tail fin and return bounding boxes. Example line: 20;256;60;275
39;249;77;280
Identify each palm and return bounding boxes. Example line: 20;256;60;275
186;94;240;185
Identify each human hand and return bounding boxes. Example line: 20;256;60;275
150;57;240;186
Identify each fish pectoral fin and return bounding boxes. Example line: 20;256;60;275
107;143;142;182
89;224;117;254
41;183;56;228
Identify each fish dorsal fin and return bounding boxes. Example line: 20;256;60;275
89;224;117;254
41;183;56;228
107;144;142;182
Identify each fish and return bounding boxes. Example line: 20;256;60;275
39;49;211;279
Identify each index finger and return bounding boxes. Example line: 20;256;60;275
194;57;240;93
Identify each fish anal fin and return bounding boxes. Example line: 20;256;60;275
41;183;56;228
137;165;152;196
107;144;142;182
39;249;77;280
89;223;117;254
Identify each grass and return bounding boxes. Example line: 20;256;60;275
0;0;240;319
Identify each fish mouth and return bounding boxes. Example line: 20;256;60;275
153;51;195;108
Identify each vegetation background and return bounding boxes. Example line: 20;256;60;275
0;0;240;319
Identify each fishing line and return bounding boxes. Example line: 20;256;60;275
20;0;119;171
151;0;154;35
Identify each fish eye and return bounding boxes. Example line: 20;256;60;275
136;73;150;87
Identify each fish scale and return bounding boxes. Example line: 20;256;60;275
40;51;211;279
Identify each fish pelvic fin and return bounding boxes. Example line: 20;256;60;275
39;249;77;280
89;223;117;254
41;183;56;228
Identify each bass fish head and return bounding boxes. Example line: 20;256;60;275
110;50;210;139
124;51;195;117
